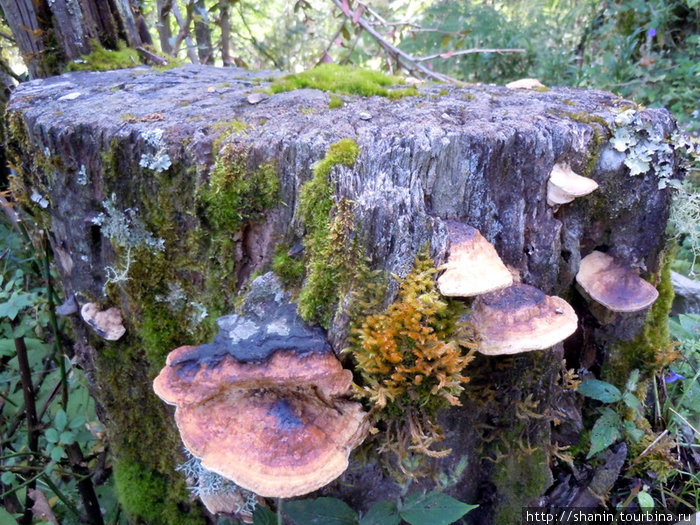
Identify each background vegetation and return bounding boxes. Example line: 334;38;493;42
0;0;698;524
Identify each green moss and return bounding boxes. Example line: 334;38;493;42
200;144;279;233
462;93;476;100
558;111;611;177
491;449;551;525
438;89;449;96
65;40;140;72
533;86;551;92
114;459;201;525
296;139;359;327
328;95;344;109
270;63;405;98
272;243;305;288
603;252;674;387
211;120;251;153
386;87;420;100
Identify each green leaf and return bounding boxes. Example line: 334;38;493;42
637;490;654;509
69;415;86;430
586;407;622;459
0;507;19;525
359;500;400;525
50;445;65;462
623;420;644;443
400;491;477;525
252;506;277;525
0;291;34;320
55;409;67;431
577;379;622;403
285;497;357;525
622;392;643;416
1;471;17;485
59;430;76;445
44;427;59;443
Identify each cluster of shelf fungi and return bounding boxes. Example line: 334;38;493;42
151;162;660;517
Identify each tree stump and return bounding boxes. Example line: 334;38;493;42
6;65;680;524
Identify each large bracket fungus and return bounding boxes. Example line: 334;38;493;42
437;221;513;297
153;273;369;499
576;250;659;313
466;283;578;355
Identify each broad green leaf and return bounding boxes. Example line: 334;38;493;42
622;392;643;416
69;415;86;430
359;500;401;525
55;409;67;431
50;445;65;462
678;314;700;336
577;379;622;403
285;497;357;525
669;318;694;341
637;491;654;509
586;407;622;459
44;428;59;444
252;506;277;525
1;471;17;485
59;431;76;445
0;291;34;320
0;507;19;525
623;420;644;443
400;491;477;525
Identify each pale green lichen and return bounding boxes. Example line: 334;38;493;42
139;128;172;173
610;109;697;189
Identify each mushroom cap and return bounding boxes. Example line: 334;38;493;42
437;221;513;297
153;348;353;407
505;78;545;89
80;303;126;341
547;163;598;206
468;283;578;355
576;251;659;312
176;388;369;498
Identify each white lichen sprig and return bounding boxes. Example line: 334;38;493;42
669;181;700;276
177;452;258;515
139;128;172;173
91;194;165;290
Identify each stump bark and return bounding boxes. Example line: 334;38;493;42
6;65;680;524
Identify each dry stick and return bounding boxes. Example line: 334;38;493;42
414;47;526;62
14;334;39;525
316;21;346;66
172;1;198;63
65;443;104;525
136;46;169;66
330;0;458;83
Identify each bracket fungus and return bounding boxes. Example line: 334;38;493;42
153;273;369;499
546;163;599;206
79;303;126;341
437;221;513;297
467;283;578;355
576;251;659;312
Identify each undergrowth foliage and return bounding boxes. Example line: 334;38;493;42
351;250;476;471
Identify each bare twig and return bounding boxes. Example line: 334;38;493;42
14;334;39;524
415;47;526;62
329;0;460;83
136;47;169;66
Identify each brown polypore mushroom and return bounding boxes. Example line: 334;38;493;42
547;163;599;206
467;283;578;355
437;221;513;297
153;273;369;500
80;303;126;341
576;251;659;312
175;388;367;498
